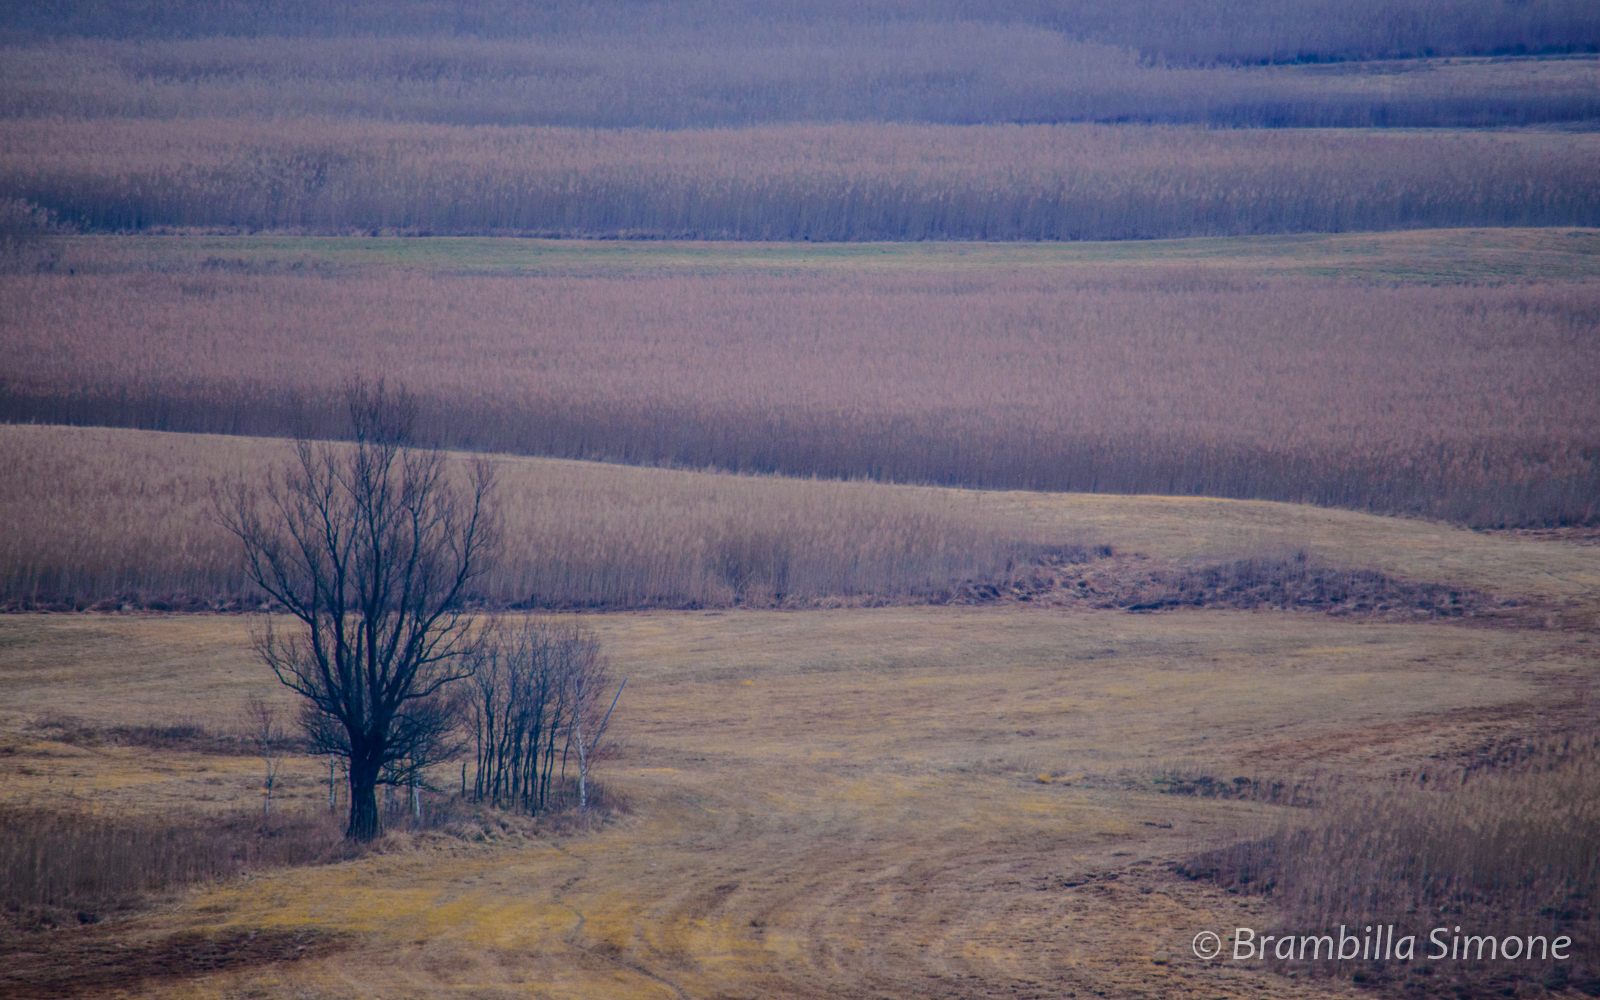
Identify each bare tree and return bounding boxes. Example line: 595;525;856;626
244;697;284;815
217;379;497;841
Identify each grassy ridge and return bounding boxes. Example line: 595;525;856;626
0;425;1043;610
5;424;1597;615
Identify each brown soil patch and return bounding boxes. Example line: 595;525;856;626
1233;699;1596;776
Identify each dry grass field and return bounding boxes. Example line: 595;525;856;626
2;419;1595;997
1;539;1595;997
2;428;1596;998
5;423;1599;618
2;427;1597;993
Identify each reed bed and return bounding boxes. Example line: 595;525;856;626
2;9;1596;130
9;0;1595;65
0;804;352;935
1183;732;1600;994
0;425;1039;610
3;269;1596;526
4;119;1597;239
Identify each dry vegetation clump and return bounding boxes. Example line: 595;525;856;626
25;713;265;755
960;550;1510;618
0;804;355;938
1153;773;1319;806
0;426;1041;611
426;779;629;842
0;198;68;274
1181;733;1600;995
3;269;1595;526
3;119;1597;238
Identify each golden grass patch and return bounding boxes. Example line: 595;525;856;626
2;600;1591;998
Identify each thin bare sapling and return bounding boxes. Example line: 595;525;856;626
244;697;284;815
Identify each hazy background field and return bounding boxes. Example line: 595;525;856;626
4;0;1597;130
3;0;1596;531
10;0;1597;60
3;0;1598;240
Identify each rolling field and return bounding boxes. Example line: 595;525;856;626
6;423;1598;621
2;443;1598;997
2;562;1595;997
5;1;1598;995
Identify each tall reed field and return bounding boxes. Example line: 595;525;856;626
3;121;1597;239
3;1;1596;130
3;269;1596;526
0;425;1042;610
1183;730;1600;994
9;0;1595;64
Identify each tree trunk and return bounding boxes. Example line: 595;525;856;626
347;761;384;842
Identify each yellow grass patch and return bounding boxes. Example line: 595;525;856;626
2;595;1591;998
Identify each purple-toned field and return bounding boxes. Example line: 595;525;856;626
3;263;1596;525
4;120;1597;239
